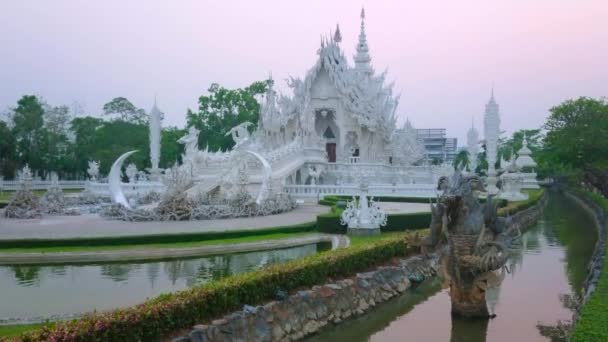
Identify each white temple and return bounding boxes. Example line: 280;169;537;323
483;89;501;194
92;9;453;205
152;8;454;202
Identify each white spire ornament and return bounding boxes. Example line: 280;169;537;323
354;8;373;75
467;117;479;173
484;87;501;194
148;97;163;181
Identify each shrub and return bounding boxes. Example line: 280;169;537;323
21;236;408;342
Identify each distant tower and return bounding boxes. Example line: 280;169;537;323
467;118;479;173
149;97;163;180
483;88;501;194
354;8;373;75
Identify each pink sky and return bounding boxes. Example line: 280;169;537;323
1;0;607;144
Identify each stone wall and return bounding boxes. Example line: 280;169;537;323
172;193;547;342
172;255;440;342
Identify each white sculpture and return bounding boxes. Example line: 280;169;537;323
390;119;425;166
515;136;539;189
225;122;254;150
108;150;137;208
19;164;33;190
87;160;100;181
307;164;325;185
125;163;138;184
340;171;387;235
178;126;200;165
484;89;501;194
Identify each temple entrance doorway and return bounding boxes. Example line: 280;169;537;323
326;143;336;163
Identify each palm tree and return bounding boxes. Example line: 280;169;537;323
453;149;470;171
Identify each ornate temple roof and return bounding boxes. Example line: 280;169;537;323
276;8;399;141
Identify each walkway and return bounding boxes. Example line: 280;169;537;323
0;233;349;265
0;203;328;241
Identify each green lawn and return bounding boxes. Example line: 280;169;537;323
570;190;608;342
0;323;52;339
0;232;317;254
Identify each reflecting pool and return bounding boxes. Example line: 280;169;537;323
0;242;329;323
308;193;597;342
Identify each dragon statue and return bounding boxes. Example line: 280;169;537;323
422;171;518;318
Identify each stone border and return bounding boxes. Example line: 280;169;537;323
0;234;349;265
172;254;440;342
564;190;607;305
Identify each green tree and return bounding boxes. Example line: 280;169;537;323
70;116;104;178
544;97;608;169
160;127;185;168
0;120;17;178
186;81;268;151
103;97;147;123
11;95;47;176
453;148;470;171
543;97;608;193
92;120;150;175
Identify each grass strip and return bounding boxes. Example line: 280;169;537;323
0;222;317;250
569;189;608;342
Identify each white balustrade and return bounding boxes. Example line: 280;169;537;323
283;183;437;198
0;180;87;191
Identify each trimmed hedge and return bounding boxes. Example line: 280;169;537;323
317;210;431;234
570;190;608;342
497;189;544;216
317;190;543;234
0;223;317;249
21;236;409;342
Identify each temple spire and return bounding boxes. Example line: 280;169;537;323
333;24;342;43
354;7;372;74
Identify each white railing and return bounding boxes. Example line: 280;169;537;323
283;184;438;198
348;156;360;164
0;180;87;191
85;181;165;196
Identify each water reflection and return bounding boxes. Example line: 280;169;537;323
0;243;325;322
308;193;597;342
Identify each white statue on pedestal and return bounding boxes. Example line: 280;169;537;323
125;163;138;184
19;164;33;190
87;160;100;181
340;172;387;235
499;156;528;202
307;164;325;185
178;126;200;165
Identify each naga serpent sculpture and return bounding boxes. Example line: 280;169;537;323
422;171;519;318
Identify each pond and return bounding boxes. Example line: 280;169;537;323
0;242;330;324
307;193;597;342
